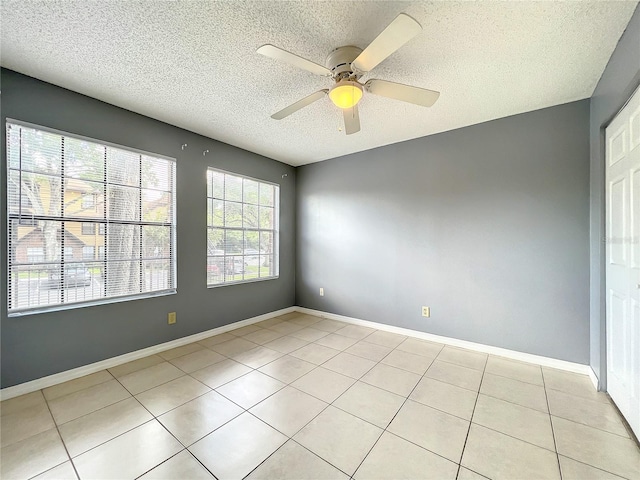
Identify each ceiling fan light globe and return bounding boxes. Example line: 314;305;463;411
329;81;363;109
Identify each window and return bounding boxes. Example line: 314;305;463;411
27;248;44;263
206;169;279;286
7;120;176;313
83;246;95;260
82;194;95;209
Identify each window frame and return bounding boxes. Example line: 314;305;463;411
6;118;177;316
206;167;279;288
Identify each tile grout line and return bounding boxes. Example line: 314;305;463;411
40;389;82;480
45;381;162;464
554;454;635;480
239;407;342;478
118;334;267;396
125;323;401;402
228;331;354;478
149;383;214;419
349;343;446;478
283;373;453;455
14;325;502;477
431;356;488;374
466;422;559;454
468;377;632;441
541;390;633;439
292;328;385;395
541;367;564;479
548;413;640;461
472;389;546;412
132;449;185;480
180;405;245;449
107;377;174;436
150;419;218;479
15;319;604;480
543;383;638;478
455;354;488;480
218;329;352;409
289;437;353;479
240;326;383;479
546;412;634;440
6;319;362;479
479;368;546;387
43;369;150;458
41;371;115;404
24;328;412;451
111;372;220;479
241;327;399;479
471;372;629;431
22;332;520;479
210;327;359;415
185;449;220;480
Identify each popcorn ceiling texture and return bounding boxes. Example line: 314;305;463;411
0;1;636;166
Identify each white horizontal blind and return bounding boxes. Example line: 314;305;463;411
207;168;279;286
6;121;176;313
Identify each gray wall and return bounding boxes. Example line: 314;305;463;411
296;100;590;364
589;5;640;388
0;69;296;388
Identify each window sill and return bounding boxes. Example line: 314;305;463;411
207;276;279;289
7;289;177;317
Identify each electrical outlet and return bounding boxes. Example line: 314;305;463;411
319;287;324;296
421;306;430;317
168;312;177;325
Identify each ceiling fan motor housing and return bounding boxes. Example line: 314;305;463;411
325;46;363;80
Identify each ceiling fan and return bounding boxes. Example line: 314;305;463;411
257;13;440;135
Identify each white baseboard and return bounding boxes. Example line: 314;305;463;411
295;307;596;380
0;306;296;401
588;367;600;391
2;304;599;401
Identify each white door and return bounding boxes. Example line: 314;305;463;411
606;85;640;439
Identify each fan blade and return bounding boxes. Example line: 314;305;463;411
271;90;328;120
343;105;361;135
365;79;440;107
257;44;332;77
351;13;422;73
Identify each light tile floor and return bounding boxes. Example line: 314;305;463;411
2;312;639;479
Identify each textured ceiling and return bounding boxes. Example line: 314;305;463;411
1;1;637;166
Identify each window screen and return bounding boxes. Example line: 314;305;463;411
206;168;279;286
6;121;176;313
